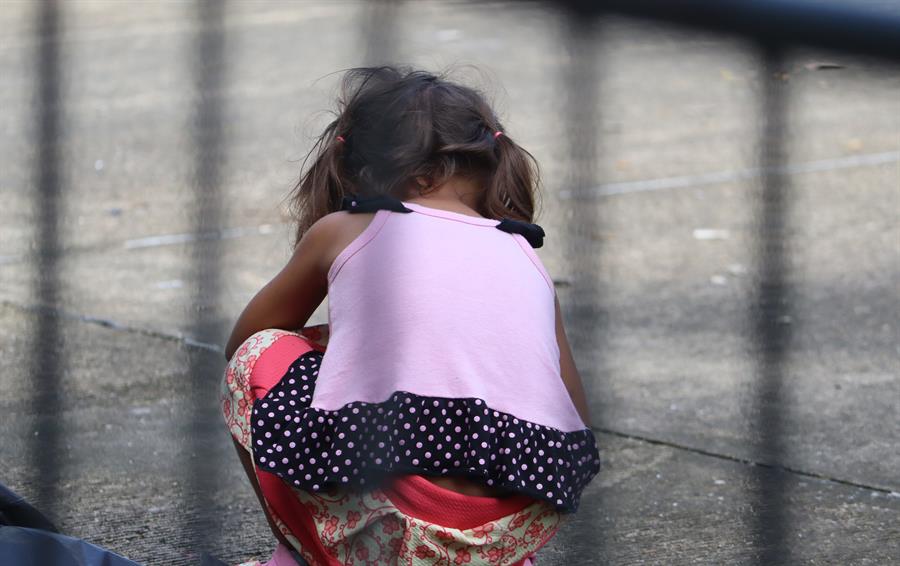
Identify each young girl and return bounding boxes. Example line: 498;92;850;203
221;66;601;566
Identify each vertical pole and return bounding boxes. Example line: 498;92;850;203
364;0;400;66
562;3;609;559
750;41;792;565
182;0;227;557
28;0;63;525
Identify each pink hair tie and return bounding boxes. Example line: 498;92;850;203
493;131;503;139
336;135;346;143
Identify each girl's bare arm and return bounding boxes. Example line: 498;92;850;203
223;215;341;362
555;292;594;428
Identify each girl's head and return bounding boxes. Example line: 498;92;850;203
284;65;542;249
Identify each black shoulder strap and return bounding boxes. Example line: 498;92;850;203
340;192;413;214
340;193;544;248
495;218;545;248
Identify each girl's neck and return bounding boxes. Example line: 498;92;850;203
403;176;485;216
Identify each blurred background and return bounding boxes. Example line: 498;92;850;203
1;0;898;564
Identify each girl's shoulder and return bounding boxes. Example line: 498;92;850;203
310;210;380;277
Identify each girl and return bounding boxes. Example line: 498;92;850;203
221;66;601;566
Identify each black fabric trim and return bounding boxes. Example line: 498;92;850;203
495;218;545;248
340;192;413;214
339;193;546;249
250;351;601;513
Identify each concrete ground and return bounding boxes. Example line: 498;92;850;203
1;1;898;565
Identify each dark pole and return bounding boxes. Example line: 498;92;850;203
182;0;227;557
364;0;401;66
28;0;63;525
750;42;792;565
562;3;611;560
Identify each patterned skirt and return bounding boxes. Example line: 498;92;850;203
221;326;564;566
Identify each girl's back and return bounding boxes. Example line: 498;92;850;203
260;191;599;511
224;65;601;565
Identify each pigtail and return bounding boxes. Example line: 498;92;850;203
484;128;542;224
282;121;354;251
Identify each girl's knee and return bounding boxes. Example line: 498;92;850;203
247;332;319;400
221;328;322;450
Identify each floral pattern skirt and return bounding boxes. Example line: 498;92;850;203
222;326;564;566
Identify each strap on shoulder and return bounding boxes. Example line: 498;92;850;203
495;218;545;248
341;192;413;214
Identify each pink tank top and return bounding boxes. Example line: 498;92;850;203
250;193;601;513
319;200;585;432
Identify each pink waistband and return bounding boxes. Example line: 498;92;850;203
381;474;537;529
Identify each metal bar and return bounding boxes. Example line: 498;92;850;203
364;0;401;65
560;5;611;557
28;0;63;532
182;0;227;557
550;0;900;61
750;42;792;565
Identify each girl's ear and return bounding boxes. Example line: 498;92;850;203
413;175;435;196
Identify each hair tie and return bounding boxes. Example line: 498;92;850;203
336;135;346;143
493;131;503;139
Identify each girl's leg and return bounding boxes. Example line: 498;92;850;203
221;329;322;557
231;436;292;549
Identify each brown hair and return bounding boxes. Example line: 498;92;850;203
281;65;543;250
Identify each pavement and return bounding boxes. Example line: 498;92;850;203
1;1;898;565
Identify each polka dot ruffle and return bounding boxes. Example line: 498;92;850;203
251;351;601;513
